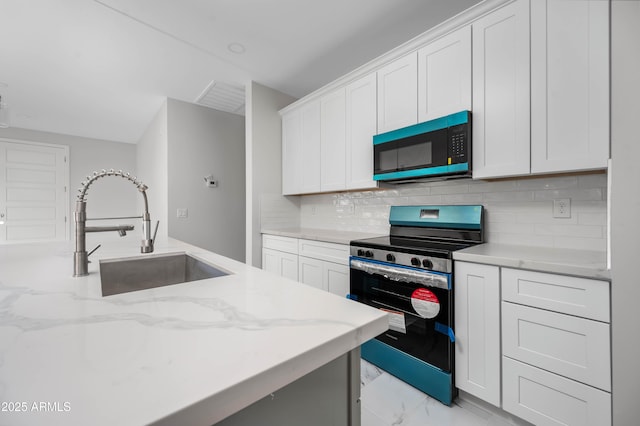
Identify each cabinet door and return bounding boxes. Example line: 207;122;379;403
454;262;501;407
262;248;298;281
531;0;609;173
472;0;531;179
326;262;349;297
300;101;321;193
346;73;378;190
320;88;347;192
281;109;302;195
299;256;326;291
503;357;611;426
418;26;471;122
377;52;418;133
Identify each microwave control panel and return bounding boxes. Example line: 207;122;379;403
448;123;469;164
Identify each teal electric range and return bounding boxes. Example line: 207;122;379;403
348;205;484;406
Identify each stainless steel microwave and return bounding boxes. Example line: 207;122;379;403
373;111;471;182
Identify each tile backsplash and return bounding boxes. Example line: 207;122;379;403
298;173;608;252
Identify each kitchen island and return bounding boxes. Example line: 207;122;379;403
0;238;388;426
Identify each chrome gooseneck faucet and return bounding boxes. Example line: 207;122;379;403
73;169;158;277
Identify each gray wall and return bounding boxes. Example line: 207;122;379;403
136;101;168;238
245;82;298;267
0;127;137;245
166;98;246;262
610;2;640;424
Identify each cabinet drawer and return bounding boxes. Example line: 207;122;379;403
298;239;349;265
502;302;610;391
503;357;611;426
502;268;609;322
262;234;298;254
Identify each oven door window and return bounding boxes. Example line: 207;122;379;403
350;266;452;372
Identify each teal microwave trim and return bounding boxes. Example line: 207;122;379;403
361;339;453;406
373;110;470;145
373;162;469;181
388;204;483;230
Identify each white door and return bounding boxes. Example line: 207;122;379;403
320;88;347;192
530;0;609;173
418;25;472;122
454;261;501;407
377;52;418;133
345;73;378;191
0;140;69;243
472;0;531;179
298;256;325;291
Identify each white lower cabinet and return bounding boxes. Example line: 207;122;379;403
503;357;611;426
454;262;501;407
298;256;349;297
262;235;299;281
500;267;611;426
262;234;349;297
262;248;298;281
455;262;612;425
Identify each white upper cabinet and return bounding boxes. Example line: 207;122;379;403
530;0;609;173
472;0;531;179
281;109;302;195
320;88;347;192
282;100;321;195
377;52;418;133
418;26;472;122
345;73;378;191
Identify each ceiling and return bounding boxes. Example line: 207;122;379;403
0;0;482;143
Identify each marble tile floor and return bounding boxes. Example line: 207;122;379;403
360;360;521;426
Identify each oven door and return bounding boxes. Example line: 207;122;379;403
349;257;453;372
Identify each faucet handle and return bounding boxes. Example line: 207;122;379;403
87;244;101;263
152;220;159;243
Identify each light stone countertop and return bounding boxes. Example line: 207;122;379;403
453;243;610;281
0;238;388;426
261;227;384;245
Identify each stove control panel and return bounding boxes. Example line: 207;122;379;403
350;246;451;273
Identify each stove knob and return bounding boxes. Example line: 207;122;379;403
365;250;374;258
386;253;396;262
357;249;365;257
422;259;433;269
411;257;421;266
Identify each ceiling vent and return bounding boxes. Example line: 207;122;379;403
196;80;245;116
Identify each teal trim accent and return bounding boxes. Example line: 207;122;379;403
373;110;469;145
388;205;483;230
373;163;469;181
446;110;470;127
361;339;453;406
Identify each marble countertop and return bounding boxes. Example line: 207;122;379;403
453;243;610;281
261;227;384;245
0;238;388;426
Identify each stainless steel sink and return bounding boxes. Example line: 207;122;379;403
99;252;230;296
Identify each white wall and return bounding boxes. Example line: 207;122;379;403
610;2;640;424
245;82;299;267
136;101;168;238
0;126;137;246
166;98;246;262
298;173;608;251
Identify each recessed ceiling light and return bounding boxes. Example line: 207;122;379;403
227;42;246;54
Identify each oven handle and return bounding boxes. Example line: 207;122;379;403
350;258;450;290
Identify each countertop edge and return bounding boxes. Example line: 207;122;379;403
453;243;611;281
